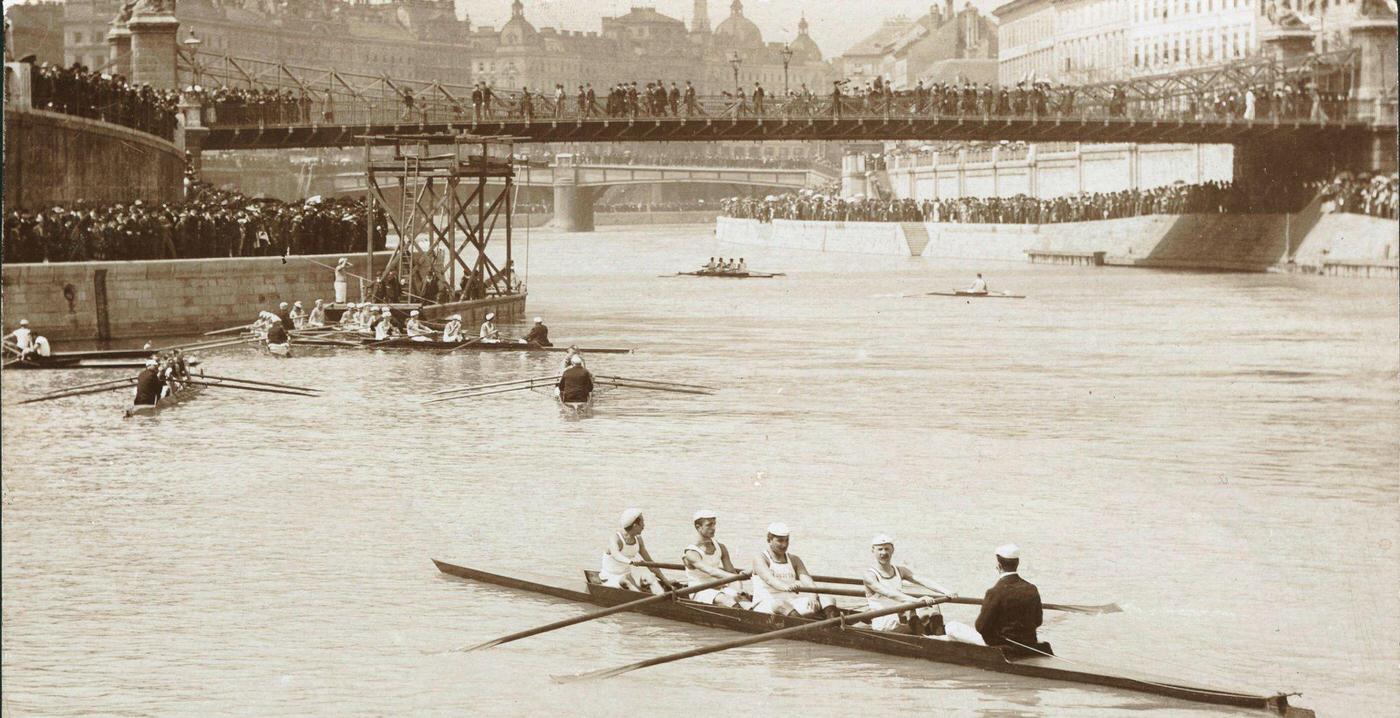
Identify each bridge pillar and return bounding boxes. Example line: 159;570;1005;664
127;13;179;91
1258;29;1315;63
1349;19;1398;124
552;183;595;232
841;153;868;198
105;22;131;79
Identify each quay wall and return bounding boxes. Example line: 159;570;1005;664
0;251;525;342
715;213;1399;275
2;107;185;211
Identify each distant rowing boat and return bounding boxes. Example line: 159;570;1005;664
364;337;633;354
123;380;206;418
4;356;203;371
555;392;595;419
432;560;1314;717
924;290;1026;299
670;271;785;279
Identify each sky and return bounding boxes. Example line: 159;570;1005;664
456;0;1009;59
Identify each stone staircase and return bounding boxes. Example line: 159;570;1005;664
901;223;931;256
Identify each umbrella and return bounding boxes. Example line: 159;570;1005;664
305;195;324;205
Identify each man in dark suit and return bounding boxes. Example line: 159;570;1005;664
974;544;1047;655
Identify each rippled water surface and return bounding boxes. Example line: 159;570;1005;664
4;225;1398;717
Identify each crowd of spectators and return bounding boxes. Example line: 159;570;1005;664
721;181;1320;225
3;185;386;264
190;85;316;125
1318;171;1399;220
24;61;179;140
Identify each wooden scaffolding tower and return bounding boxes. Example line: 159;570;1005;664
359;132;520;305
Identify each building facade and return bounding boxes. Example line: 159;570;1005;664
4;1;65;64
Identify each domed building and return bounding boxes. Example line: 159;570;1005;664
788;15;821;63
712;0;763;48
498;0;541;48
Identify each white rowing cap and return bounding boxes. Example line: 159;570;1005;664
693;509;717;521
533;316;543;324
996;544;1020;560
871;534;894;547
619;508;643;529
767;522;790;537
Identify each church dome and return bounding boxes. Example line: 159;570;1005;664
500;0;540;46
788;15;821;61
713;0;763;47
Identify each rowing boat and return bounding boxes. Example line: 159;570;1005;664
123;380;206;418
432;560;1313;717
4;356;203;371
925;290;1026;299
671;271;785;279
554;391;595;419
364;338;633;354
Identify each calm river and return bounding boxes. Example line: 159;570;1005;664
3;225;1397;717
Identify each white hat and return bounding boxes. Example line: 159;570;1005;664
410;310;420;317
485;312;496;320
144;358;158;367
448;314;462;321
337;257;348;264
619;508;643;529
693;509;717;521
767;522;790;537
18;319;29;326
381;308;391;314
871;534;895;547
569;354;583;365
279;302;289;309
996;544;1020;560
294;301;303;307
270;316;282;323
533;316;543;323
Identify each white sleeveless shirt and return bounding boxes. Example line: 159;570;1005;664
600;531;639;576
866;564;905;612
751;549;797;604
684;541;724;585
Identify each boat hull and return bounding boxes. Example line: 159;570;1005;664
365;338;631;354
926;291;1025;299
124;381;206;417
431;561;1310;716
676;271;782;279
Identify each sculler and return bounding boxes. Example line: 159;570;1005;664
441;314;464;342
277;301;295;328
702;257;719;272
736;258;748;273
479;312;500;343
971;544;1047;654
289;301;306;329
751;523;837;618
374;308;399;341
557;354;593;403
405;310;433;341
523;317;552;347
306;299;327;328
133;359;163;406
599;509;672;594
965;273;989;295
864;534;956;635
682;510;743;607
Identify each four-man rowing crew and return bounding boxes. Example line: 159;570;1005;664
600;509;1039;647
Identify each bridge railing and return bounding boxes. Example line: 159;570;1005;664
178;47;1393;132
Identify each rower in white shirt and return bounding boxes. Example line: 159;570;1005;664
750;523;836;618
736;258;748;273
405;310;433;341
479;312;501;343
965;273;988;295
682;510;743;607
441;314;464;342
599;509;672;595
3;319;36;357
864;534;956;635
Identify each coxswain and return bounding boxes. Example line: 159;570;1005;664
277;301;294;328
441;314;464;342
3;319;36;357
750;523;837;618
864;535;957;635
479;312;500;343
133;359;163;406
405;310;432;341
682;510;744;608
965;273;989;295
523;316;551;347
265;316;291;356
289;301;306;329
969;544;1047;653
306;299;327;328
598;508;672;594
557;354;593;403
374;307;399;341
561;345;586;371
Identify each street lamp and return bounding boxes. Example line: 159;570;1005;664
728;50;742;94
780;43;794;95
183;29;203;87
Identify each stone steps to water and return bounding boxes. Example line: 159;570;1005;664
900;223;932;257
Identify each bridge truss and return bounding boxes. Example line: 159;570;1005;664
359;132;519;305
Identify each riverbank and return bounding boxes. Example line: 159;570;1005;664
512;210;720;229
715;209;1399;276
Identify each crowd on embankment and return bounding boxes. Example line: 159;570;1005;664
2;184;386;264
1317;172;1399;220
23;61;179;141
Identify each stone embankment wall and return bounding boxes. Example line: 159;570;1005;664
0;251;523;341
505;210;720;230
2;107;185;210
715;212;1399;275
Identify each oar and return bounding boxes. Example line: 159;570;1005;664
457;572;752;653
553;596;950;683
424;382;553;404
196;374;318;393
595;378;714;396
171;338;253;353
203;323;254;336
636;561;1120;615
16;380;136;405
432;374;561;395
179;379;317;397
51;375;141;393
595;375;715;391
443;336;487;354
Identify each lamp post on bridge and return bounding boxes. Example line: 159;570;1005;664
729;51;743;95
780;43;794;96
182;29;202;87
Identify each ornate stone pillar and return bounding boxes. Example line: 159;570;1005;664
128;11;180;90
106;21;132;79
1348;19;1398;123
1257;29;1316;63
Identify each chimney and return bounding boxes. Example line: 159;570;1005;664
692;0;711;33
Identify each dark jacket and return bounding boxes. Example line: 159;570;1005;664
974;573;1042;648
134;367;163;405
557;365;593;402
524;324;551;347
266;322;289;345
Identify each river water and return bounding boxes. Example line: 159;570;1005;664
3;224;1397;717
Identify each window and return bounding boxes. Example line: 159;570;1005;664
73;32;84;44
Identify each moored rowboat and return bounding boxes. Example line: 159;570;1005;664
365;338;633;354
124;380;206;418
432;560;1313;717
